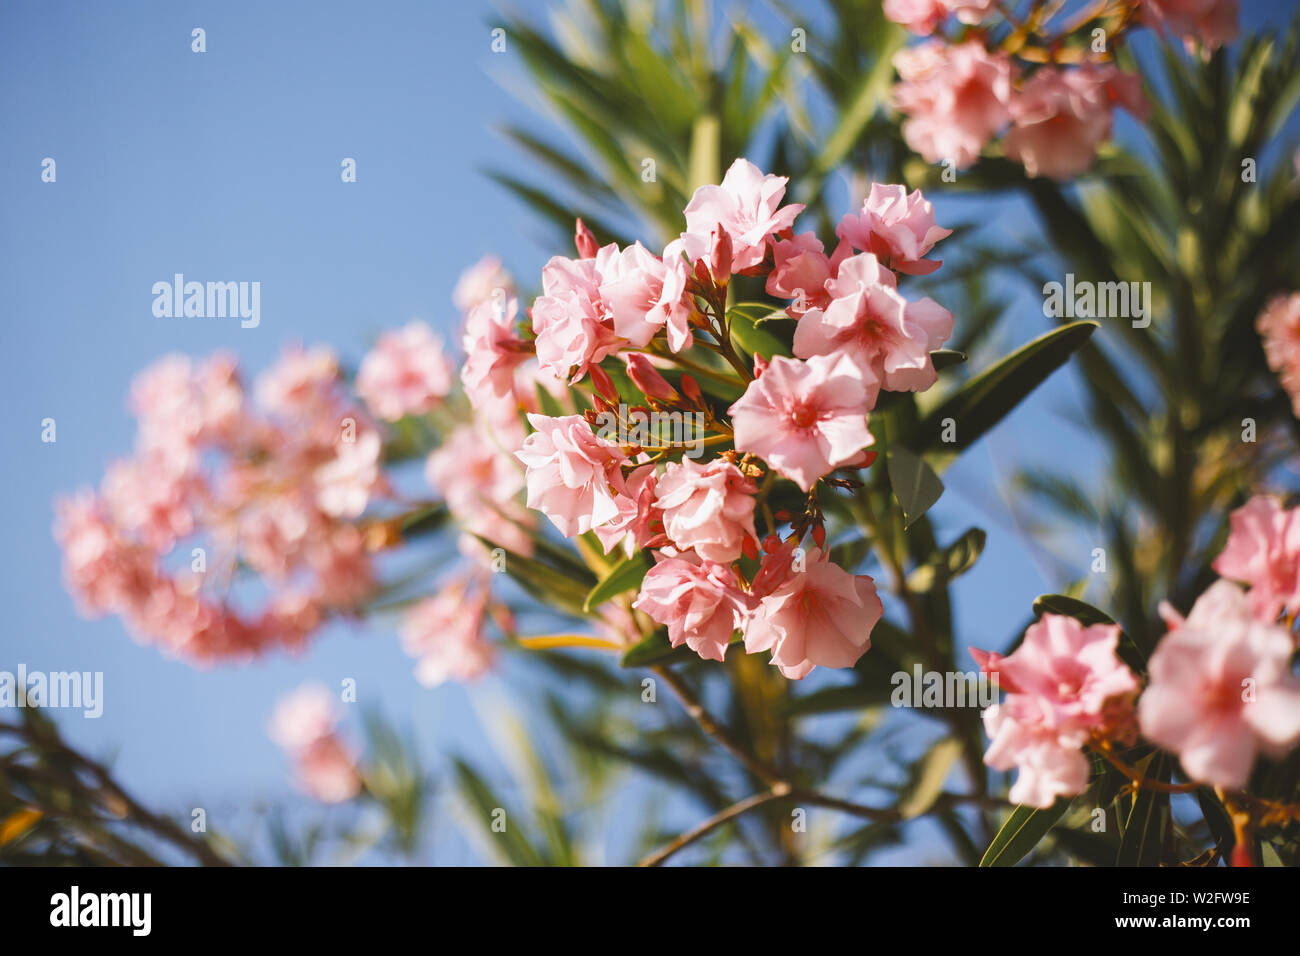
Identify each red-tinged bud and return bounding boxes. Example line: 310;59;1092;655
861;450;878;468
812;524;826;548
741;534;759;561
1231;842;1254;867
679;374;703;406
591;393;614;414
709;225;733;279
762;534;782;554
625;353;677;402
752;354;769;379
588;363;619;403
693;257;713;290
575;218;599;259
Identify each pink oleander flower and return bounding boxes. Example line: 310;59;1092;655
972;614;1140;808
744;548;881;679
682;158;805;272
129;352;243;467
1140;581;1300;789
599;242;695;352
355;321;454;422
400;575;498;686
633;555;751;662
453;255;515;313
254;345;341;420
101;453;196;552
893;40;1014;168
313;429;384;519
883;0;995;34
835;183;952;276
1003;65;1138;180
1256;292;1300;418
653;458;758;563
269;682;362;804
794;252;954;393
765;233;851;317
461;294;531;407
532;250;622;382
1143;0;1239;53
1213;494;1300;623
426;424;534;558
593;462;661;556
729;353;876;492
515;414;628;538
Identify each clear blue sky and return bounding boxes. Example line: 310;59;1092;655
1;0;1295;864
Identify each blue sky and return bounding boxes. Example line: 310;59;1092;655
1;0;1296;865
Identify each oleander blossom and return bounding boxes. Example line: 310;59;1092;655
892;40;1014;168
425;424;534;559
355;321;454;422
682;158;805;271
633;555;751;662
1212;494;1300;622
269;683;361;804
400;574;501;686
515;414;629;538
1139;581;1300;789
972;614;1139;808
883;0;996;35
453;255;515;312
836;183;952;276
730;353;876;492
653;458;759;563
1142;0;1239;53
744;548;881;679
1255;292;1300;418
794;252;954;393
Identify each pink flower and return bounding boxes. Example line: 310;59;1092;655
653;458;758;563
269;682;361;804
599;242;695;352
794;253;953;393
129;353;243;465
1139;581;1300;789
1212;494;1300;622
682;158;805;271
729;353;876;492
1256;292;1300;418
453;255;515;313
313;430;384;519
355;321;454;421
744;548;881;678
1143;0;1238;53
426;425;533;557
893;40;1014;168
883;0;994;34
633;555;750;662
255;345;341;420
400;576;498;686
532;251;622;382
101;453;196;552
515;414;628;538
462;295;530;407
973;614;1139;808
765;233;851;317
1004;66;1124;180
593;462;660;556
835;183;952;276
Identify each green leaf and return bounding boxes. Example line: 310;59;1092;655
887;444;945;528
931;349;967;372
907;527;985;592
452;759;545;867
812;24;906;176
620;630;689;668
726;302;793;359
779;681;894;717
583;553;649;612
979;798;1073;867
898;738;963;820
477;539;595;618
1116;754;1171;866
1032;594;1115;627
916;321;1099;468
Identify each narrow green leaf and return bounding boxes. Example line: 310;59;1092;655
452;759;545;867
907;527;985;592
887;444;945;528
1116;754;1171;866
980;798;1073;867
583;553;649;611
1032;594;1115;627
898;738;963;819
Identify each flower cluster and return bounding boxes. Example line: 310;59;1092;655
974;492;1300;805
505;159;955;678
268;682;362;803
885;1;1213;179
54;347;388;663
1255;292;1300;418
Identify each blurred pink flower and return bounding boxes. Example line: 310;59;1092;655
269;683;361;803
355;321;454;421
1256;292;1300;417
893;40;1013;168
883;0;995;34
836;183;952;276
515;414;628;538
1003;66;1127;180
682;158;804;271
453;255;515;313
1139;581;1300;789
730;353;876;492
426;424;533;558
1143;0;1238;53
634;554;751;662
744;549;880;678
654;458;758;563
1212;494;1300;622
794;252;953;393
400;576;498;686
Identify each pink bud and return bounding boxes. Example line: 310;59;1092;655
588;363;619;403
575;218;599;259
709;225;733;278
752;354;769;379
625;353;677;402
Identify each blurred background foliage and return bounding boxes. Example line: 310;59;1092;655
4;0;1298;866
